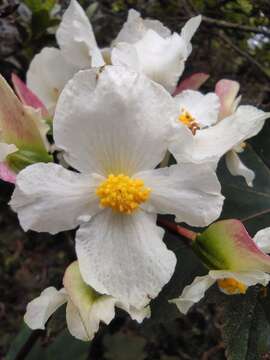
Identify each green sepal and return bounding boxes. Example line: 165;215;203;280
7;149;53;173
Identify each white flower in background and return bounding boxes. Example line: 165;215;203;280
216;79;263;187
111;10;201;93
169;82;270;186
170;220;270;314
25;262;149;341
11;66;224;309
27;0;201;113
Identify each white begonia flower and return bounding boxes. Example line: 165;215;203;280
170;220;270;314
111;13;202;93
27;0;104;114
27;0;201;113
11;66;224;309
169;87;270;186
25;262;150;341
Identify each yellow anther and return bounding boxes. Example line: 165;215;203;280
96;174;151;214
178;109;200;135
217;278;247;295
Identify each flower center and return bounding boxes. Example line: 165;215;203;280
178;109;200;135
96;174;151;214
217;278;247;295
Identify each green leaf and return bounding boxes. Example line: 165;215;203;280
7;149;53;173
23;0;56;12
236;0;253;14
222;287;270;360
6;326;89;360
6;323;33;360
218;145;270;235
30;330;89;360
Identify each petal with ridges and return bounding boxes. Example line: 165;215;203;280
76;210;176;308
10;163;101;234
54;66;178;175
137;164;224;227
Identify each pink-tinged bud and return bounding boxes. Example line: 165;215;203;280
215;79;240;120
173;73;209;96
11;73;49;119
192;219;270;272
0;162;16;183
0;74;52;171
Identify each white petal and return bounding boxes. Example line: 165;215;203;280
137;164;224;227
76;210;176;308
66;300;91;341
175;90;220;128
27;47;77;114
209;270;270;287
170;275;215;314
180;15;202;53
114;9;171;44
172;105;270;163
56;0;104;68
113;30;188;93
117;302;151;323
111;43;140;72
254;228;270;254
64;261;116;341
24;287;67;330
0;142;17;161
225;150;255;187
10;163;101;234
54;66;178;175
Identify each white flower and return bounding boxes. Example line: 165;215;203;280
169;87;270;186
27;0;201;113
170;222;270;314
24;262;150;341
111;10;201;93
11;66;224;309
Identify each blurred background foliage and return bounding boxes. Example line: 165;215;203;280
1;0;270;359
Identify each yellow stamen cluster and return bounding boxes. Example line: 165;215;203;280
96;174;151;214
178;110;200;135
217;278;247;295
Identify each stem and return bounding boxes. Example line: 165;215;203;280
241;208;270;223
158;218;197;241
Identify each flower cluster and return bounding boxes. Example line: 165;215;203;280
1;0;270;342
